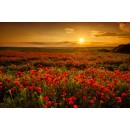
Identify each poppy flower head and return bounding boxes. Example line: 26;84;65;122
19;85;23;91
121;93;127;97
73;105;78;108
14;81;20;86
90;100;95;105
43;96;49;101
115;97;122;103
69;101;74;105
47;101;52;106
36;87;42;93
82;96;87;101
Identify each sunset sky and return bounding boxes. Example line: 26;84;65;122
0;22;130;47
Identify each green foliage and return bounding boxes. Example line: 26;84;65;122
118;63;129;71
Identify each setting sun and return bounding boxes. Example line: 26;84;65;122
79;38;85;44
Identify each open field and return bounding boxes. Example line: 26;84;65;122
0;47;130;108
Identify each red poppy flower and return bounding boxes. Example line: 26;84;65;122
61;92;66;97
73;105;78;108
24;80;28;86
82;96;87;101
0;82;2;85
103;88;110;93
100;100;103;104
27;86;34;91
101;93;105;99
11;88;15;93
121;93;127;97
78;91;82;95
90;100;94;105
43;96;49;101
72;96;76;101
14;81;20;86
36;87;42;93
47;101;52;106
19;85;23;91
68;97;73;101
50;92;53;96
69;101;74;105
115;97;122;103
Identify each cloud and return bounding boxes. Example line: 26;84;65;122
119;22;130;32
91;30;130;38
65;28;75;34
91;30;101;37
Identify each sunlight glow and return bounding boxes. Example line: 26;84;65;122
79;38;85;44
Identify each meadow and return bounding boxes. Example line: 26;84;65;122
0;47;130;108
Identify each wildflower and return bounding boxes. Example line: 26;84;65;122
114;79;118;85
100;100;104;104
43;96;49;101
27;86;34;91
11;88;15;93
19;85;23;91
71;96;76;101
82;96;87;101
73;105;78;108
101;93;105;99
115;97;122;103
36;87;42;93
47;101;52;106
90;100;94;105
50;92;53;96
14;81;20;86
0;82;2;85
78;91;82;95
61;92;66;97
24;80;28;86
69;101;74;105
121;93;127;97
103;88;110;93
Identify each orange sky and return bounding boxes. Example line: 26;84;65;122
0;22;130;47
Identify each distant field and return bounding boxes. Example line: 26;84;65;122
0;47;130;108
0;47;113;52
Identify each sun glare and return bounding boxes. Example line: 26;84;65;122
79;38;84;44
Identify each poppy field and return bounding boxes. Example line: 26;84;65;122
0;47;130;108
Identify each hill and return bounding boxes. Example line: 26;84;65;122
112;44;130;54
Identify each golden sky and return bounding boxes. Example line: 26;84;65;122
0;22;130;47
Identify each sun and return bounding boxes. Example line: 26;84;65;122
79;38;85;44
